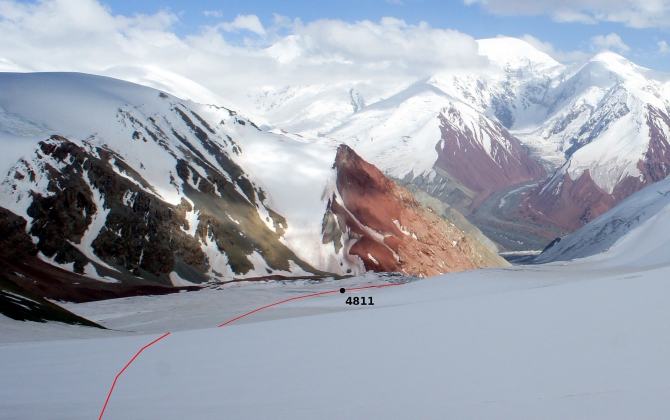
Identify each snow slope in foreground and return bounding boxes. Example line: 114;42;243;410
2;260;670;419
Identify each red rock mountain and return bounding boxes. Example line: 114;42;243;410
322;145;508;277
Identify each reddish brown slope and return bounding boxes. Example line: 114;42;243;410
323;145;508;278
434;107;544;208
519;170;617;231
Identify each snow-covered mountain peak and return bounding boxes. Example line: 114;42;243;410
266;35;303;64
519;53;670;231
477;37;562;74
561;52;667;106
590;50;636;69
571;53;653;94
101;65;271;129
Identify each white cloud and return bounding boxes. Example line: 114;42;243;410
203;10;223;18
552;9;597;24
463;0;670;28
589;33;630;53
220;14;266;35
280;17;484;69
272;14;294;28
658;40;670;54
0;0;486;109
520;34;591;63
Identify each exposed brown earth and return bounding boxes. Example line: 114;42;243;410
323;145;509;278
434;107;544;209
0;255;201;303
519;170;617;231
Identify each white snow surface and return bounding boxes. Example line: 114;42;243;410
3;261;670;419
7;157;670;419
327;80;449;179
0;57;26;72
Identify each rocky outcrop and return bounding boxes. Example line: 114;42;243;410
0;204;200;305
19;136;207;283
5;131;326;289
322;145;509;277
0;275;104;327
0;206;38;261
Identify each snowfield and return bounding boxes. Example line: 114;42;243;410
2;259;670;419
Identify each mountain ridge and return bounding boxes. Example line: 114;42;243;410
233;37;670;248
0;72;507;307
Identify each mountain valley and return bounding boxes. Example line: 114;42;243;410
3;36;670;319
0;71;511;322
5;27;670;420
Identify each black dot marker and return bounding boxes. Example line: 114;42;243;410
339;288;346;294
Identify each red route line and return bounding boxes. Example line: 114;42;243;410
98;282;403;419
218;283;403;327
98;332;170;420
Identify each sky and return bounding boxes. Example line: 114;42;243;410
94;0;670;68
1;0;670;106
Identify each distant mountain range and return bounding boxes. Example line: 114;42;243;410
0;72;507;320
4;36;670;320
248;37;670;248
